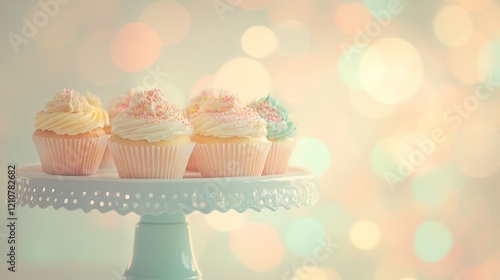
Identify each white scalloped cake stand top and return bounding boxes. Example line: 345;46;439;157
16;164;318;216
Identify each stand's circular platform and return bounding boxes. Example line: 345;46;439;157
17;164;318;216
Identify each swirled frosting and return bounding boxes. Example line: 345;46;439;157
111;88;193;142
190;90;268;138
34;89;109;135
85;92;110;126
250;95;297;140
185;88;217;118
108;88;135;121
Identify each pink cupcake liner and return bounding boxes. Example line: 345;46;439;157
193;142;271;178
32;134;110;175
186;153;199;172
262;140;295;175
108;142;195;179
99;145;115;169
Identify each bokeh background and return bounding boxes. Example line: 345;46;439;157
1;0;500;279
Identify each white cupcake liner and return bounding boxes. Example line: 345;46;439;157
193;142;271;177
186;153;199;172
262;140;295;175
32;134;110;175
108;141;195;179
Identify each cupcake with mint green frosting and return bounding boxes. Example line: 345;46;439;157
250;95;297;174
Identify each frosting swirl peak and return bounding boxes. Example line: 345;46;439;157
34;89;109;135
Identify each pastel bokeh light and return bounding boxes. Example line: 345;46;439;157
322;267;344;280
360;38;424;104
275;54;325;104
292;266;343;280
285;218;326;257
457;0;493;11
338;45;367;90
434;5;473;47
204;211;247;232
412;169;453;212
349;88;396;119
189;75;216;99
334;3;372;36
373;255;417;280
290;137;331;177
414;220;453;262
215;57;271;102
477;39;500;82
241;26;277;58
363;0;410;17
111;22;162;72
292;267;321;280
229;222;285;272
349;220;381;250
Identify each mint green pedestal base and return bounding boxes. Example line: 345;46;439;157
124;213;201;280
17;165;317;280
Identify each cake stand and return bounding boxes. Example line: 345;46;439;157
16;164;318;280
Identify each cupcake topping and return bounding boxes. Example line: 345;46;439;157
111;88;193;142
85;92;110;127
190;90;268;138
250;95;297;140
185;88;217;118
43;89;92;113
108;88;135;121
34;89;109;135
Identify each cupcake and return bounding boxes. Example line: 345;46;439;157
184;89;217;172
32;89;110;175
108;88;136;121
99;89;135;168
186;89;218;119
190;90;271;177
250;95;297;174
108;88;194;179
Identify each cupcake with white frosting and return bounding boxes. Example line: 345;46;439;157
108;88;194;178
184;89;217;172
33;89;110;175
99;89;136;169
190;90;271;177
